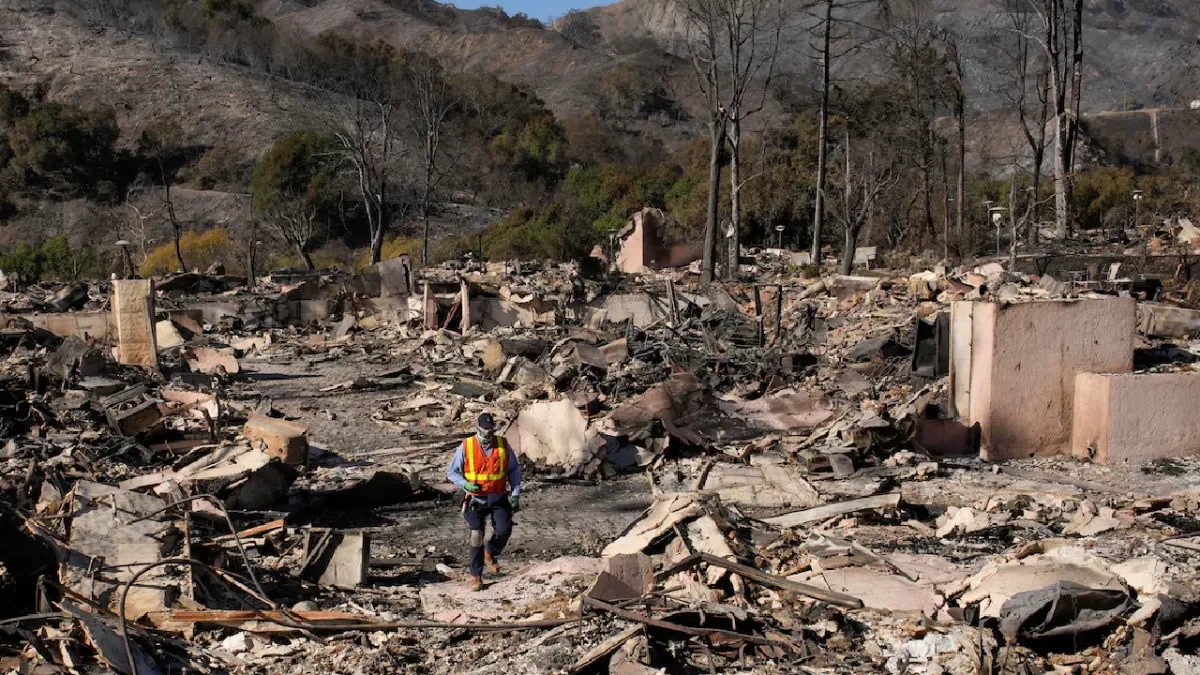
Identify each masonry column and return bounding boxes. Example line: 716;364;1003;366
113;279;158;370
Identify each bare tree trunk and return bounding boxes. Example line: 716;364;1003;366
811;0;833;263
940;146;951;261
371;191;386;266
702;119;725;285
841;127;855;276
956;92;966;245
922;119;938;243
1009;176;1019;271
365;170;388;266
421;180;432;269
162;166;185;273
727;114;741;280
1052;106;1070;237
299;244;316;271
247;220;257;288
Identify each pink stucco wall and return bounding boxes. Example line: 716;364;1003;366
958;299;1136;461
1073;372;1200;464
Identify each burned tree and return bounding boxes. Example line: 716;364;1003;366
809;0;888;263
678;0;788;283
1024;0;1084;236
404;51;462;270
320;36;409;266
137;118;187;272
835;100;903;275
678;0;727;285
999;0;1051;246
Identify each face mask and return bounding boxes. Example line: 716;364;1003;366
478;428;495;444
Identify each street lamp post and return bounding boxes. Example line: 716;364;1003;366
775;225;786;250
989;206;1008;257
1133;189;1144;233
114;240;134;279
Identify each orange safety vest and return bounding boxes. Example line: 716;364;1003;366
463;435;509;496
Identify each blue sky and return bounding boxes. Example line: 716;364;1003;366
451;1;610;22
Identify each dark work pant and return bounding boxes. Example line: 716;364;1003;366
462;494;513;577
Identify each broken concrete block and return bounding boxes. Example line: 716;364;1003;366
586;571;642;603
610;373;706;427
482;341;506;372
1073;372;1200;465
506;398;592;471
600;553;654;596
570;342;608;371
155;320;185;350
185;346;240;375
170;314;203;338
113;280;158;370
304;530;370;590
599;338;629;364
50;281;89;312
243;415;309;467
950;299;1135;461
333;313;356;340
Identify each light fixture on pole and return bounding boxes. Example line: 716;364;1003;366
775;225;786;250
1132;189;1144;230
989;207;1008;257
114;240;134;279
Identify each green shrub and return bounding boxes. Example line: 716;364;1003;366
6;102;120;197
0;236;106;281
188;142;246;189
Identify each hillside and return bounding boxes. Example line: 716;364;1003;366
586;0;1200;116
256;0;705;147
4;0;1196;169
0;2;339;161
0;0;1198;272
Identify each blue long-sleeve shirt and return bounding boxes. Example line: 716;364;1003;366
446;435;522;498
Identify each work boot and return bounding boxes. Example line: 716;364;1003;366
484;551;501;574
470;576;484;592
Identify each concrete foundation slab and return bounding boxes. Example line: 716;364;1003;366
1073;372;1200;464
950;299;1135;461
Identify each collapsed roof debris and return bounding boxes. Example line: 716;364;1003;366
1;250;1200;674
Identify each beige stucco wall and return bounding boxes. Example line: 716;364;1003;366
953;299;1136;461
1073;372;1200;464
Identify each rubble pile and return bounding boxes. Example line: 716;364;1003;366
1;250;1200;675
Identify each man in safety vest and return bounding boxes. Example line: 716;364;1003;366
446;412;522;591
